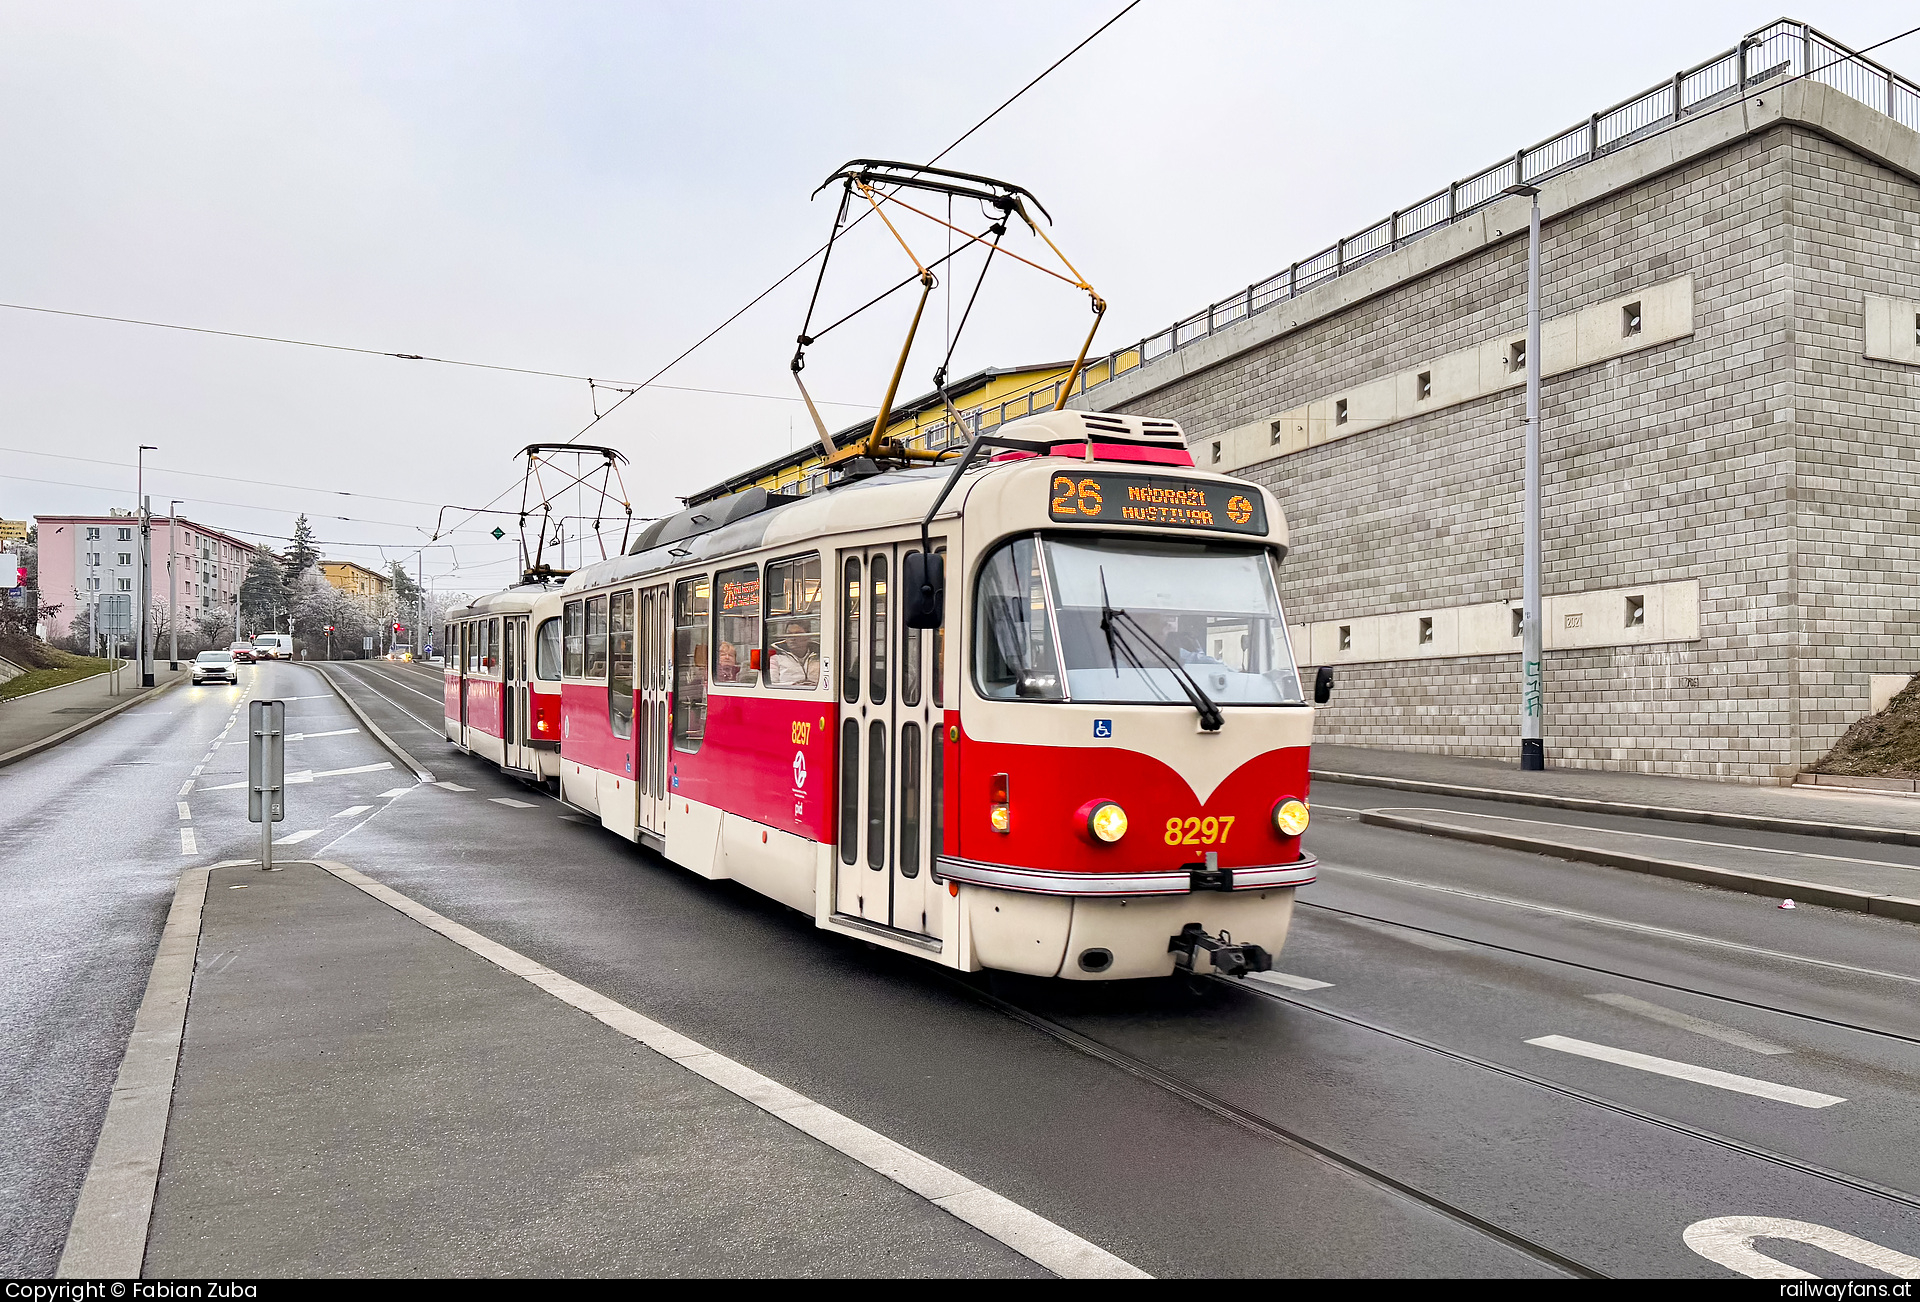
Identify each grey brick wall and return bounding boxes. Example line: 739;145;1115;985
1101;124;1920;783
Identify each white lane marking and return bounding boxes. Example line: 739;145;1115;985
434;782;475;792
314;860;1147;1279
1683;1216;1920;1279
191;764;204;776
333;805;373;819
1587;993;1792;1055
280;763;394;786
1387;806;1920;877
176;803;191;821
489;797;538;809
274;829;321;845
179;828;197;856
1319;864;1920;987
1525;1035;1844;1108
202;780;246;791
376;787;412;798
348;665;446;705
1247;970;1333;992
1333;913;1467;952
286;728;361;742
178;781;194;797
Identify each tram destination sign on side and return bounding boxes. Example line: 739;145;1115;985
1049;471;1267;536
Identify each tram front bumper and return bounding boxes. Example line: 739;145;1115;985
961;881;1299;981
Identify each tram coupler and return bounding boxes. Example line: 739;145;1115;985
1168;923;1273;978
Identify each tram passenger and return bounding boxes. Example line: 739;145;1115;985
768;621;818;686
715;641;741;682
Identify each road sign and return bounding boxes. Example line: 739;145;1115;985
363;636;373;651
0;519;26;543
98;593;133;635
249;699;286;872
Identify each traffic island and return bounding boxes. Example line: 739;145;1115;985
81;861;1078;1278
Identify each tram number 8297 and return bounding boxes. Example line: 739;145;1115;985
1165;815;1234;846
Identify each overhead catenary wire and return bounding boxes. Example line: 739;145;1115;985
431;0;1145;546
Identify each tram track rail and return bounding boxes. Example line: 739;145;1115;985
947;976;1605;1279
1217;973;1920;1215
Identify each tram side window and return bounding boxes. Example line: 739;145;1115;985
585;595;609;681
903;551;922;707
713;563;760;686
672;575;710;753
535;617;562;681
563;601;584;677
840;556;861;704
934;545;947;708
763;553;821;689
610;590;635;739
462;623;475;675
483;618;499;673
974;535;1064;700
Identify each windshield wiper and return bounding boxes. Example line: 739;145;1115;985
1097;574;1224;732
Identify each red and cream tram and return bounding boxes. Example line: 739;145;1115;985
442;583;564;783
444;409;1323;980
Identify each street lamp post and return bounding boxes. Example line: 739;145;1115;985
168;500;183;669
137;446;158;687
1504;183;1545;771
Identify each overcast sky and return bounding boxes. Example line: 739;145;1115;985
4;1;1915;594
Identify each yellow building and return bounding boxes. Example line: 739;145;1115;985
689;361;1131;505
319;559;389;600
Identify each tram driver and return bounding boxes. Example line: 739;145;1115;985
768;620;818;686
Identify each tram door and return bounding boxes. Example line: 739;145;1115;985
458;621;470;747
503;615;529;771
835;542;942;938
637;585;671;836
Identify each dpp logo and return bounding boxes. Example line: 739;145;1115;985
1093;719;1113;739
792;750;808;788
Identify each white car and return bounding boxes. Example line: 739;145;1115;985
191;650;238;685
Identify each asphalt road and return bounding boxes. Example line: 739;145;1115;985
7;655;1920;1277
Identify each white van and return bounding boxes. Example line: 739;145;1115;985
251;634;294;660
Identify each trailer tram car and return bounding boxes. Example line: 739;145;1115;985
443;410;1324;980
443;583;565;783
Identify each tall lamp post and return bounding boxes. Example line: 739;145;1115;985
1503;183;1544;771
136;446;158;687
168;500;183;669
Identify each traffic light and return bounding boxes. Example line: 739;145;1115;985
324;624;335;633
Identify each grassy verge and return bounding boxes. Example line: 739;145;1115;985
0;656;112;703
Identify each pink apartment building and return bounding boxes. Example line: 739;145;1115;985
35;511;255;645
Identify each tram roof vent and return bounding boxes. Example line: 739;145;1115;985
995;410;1193;468
629;486;801;555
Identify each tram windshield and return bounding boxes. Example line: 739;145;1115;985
974;534;1303;706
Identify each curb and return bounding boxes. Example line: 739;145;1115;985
0;676;184;771
56;864;216;1278
311;663;435;783
1358;807;1920;925
1311;768;1920;849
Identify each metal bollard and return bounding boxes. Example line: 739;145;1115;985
249;699;285;871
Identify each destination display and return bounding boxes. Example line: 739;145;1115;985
1047;471;1267;535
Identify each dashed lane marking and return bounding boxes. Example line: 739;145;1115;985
376;787;412;798
1587;993;1792;1055
434;782;475;792
1525;1035;1844;1108
177;803;191;821
178;828;197;856
178;780;193;796
334;805;374;819
287;728;360;741
489;797;538;809
273;829;321;846
312;860;1148;1280
1247;970;1333;992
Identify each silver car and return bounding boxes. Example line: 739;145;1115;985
191;650;238;685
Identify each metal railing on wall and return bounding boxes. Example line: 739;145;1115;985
912;18;1918;437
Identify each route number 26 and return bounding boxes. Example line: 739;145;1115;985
1051;476;1103;517
1165;816;1234;846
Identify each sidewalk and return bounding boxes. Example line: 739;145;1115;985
0;664;186;766
80;861;1122;1278
1310;744;1920;838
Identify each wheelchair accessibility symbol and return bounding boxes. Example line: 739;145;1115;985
1093;719;1113;739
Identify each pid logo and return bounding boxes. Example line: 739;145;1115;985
792;750;807;788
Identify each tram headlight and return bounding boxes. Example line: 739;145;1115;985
1272;798;1310;837
1087;801;1128;844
